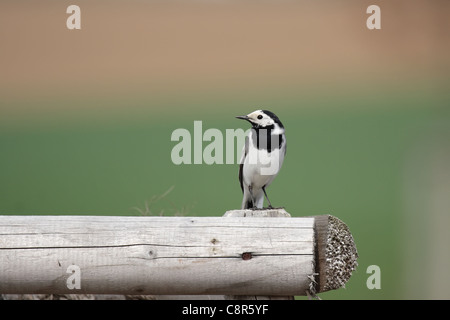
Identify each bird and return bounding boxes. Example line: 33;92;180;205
236;110;286;209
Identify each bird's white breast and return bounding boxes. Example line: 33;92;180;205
242;130;285;189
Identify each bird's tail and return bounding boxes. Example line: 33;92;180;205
242;198;253;209
241;188;253;209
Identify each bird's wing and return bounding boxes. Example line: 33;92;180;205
238;135;249;193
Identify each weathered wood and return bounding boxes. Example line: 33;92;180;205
0;215;314;295
222;208;294;300
0;212;357;297
223;208;292;218
153;208;294;300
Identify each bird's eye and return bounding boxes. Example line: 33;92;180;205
257;115;263;120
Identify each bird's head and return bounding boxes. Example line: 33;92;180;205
236;110;284;130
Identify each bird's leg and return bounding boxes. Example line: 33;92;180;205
262;187;273;209
248;185;257;210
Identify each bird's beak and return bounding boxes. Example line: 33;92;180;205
236;115;249;120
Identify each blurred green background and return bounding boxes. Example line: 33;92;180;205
1;0;449;299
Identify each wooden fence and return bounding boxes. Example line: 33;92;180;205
0;209;358;299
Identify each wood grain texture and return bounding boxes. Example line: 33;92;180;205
222;208;294;300
0;215;315;295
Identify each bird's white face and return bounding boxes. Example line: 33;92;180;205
246;110;274;127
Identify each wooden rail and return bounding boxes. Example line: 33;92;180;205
0;209;358;298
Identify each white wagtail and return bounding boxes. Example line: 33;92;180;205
236;110;286;209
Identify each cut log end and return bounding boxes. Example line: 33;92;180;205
314;215;358;293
